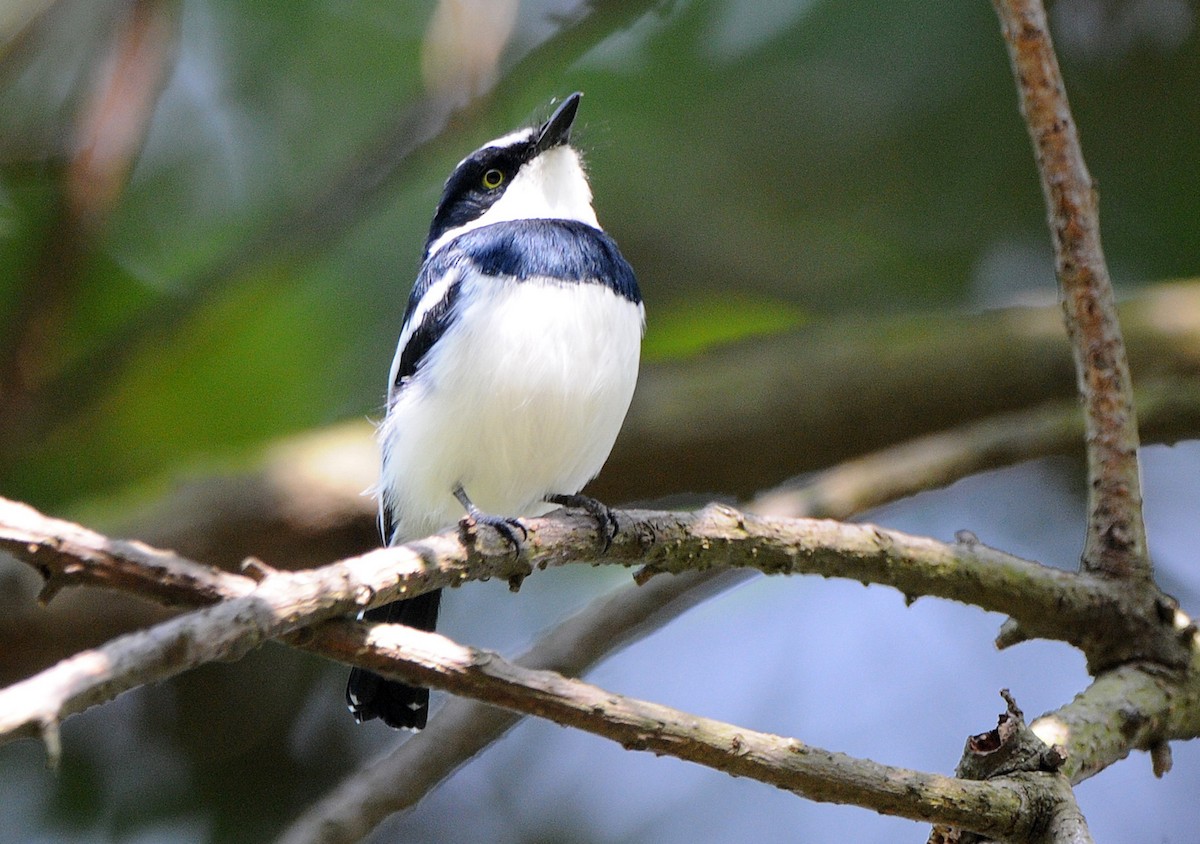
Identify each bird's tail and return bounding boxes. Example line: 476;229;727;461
345;589;442;729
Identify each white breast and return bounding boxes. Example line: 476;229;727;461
378;274;644;541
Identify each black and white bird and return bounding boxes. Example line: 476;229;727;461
346;93;644;729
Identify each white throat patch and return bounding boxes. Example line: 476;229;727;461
427;145;600;256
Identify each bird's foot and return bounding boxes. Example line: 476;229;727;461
545;493;618;552
453;484;526;551
463;510;527;550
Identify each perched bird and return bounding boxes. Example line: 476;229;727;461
346;93;645;729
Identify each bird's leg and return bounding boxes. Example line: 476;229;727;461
544;493;618;551
453;484;527;550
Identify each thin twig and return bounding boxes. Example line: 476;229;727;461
992;0;1147;580
303;619;1039;840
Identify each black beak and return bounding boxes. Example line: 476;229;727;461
534;92;582;154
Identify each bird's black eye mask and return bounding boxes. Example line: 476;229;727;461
423;140;535;254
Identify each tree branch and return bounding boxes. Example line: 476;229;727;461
0;503;1048;837
0;498;250;607
1036;775;1096;844
300;618;1043;840
1030;656;1200;786
17;363;1195;684
3;488;1198;837
279;383;1139;844
4;491;1195;746
931;690;1094;844
274;566;750;844
2;494;1165;680
582;278;1200;503
754;379;1200;520
993;0;1147;580
279;379;1200;844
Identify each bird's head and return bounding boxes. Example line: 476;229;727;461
423;92;598;258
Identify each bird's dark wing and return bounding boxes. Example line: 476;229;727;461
387;250;467;398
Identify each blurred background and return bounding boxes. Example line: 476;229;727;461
3;0;1200;841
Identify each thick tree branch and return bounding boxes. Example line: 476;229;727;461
993;0;1147;580
4;494;1196;748
602;279;1200;503
2;485;1190;746
2;495;1169;678
77;282;1199;572
1035;776;1096;844
47;285;1200;577
1031;657;1200;786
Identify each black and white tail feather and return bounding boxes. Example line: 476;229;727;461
346;93;644;729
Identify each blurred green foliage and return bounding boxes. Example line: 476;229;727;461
2;0;1199;510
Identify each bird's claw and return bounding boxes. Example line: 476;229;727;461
462;511;527;551
545;493;618;552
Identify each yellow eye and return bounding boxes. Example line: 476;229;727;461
481;168;504;189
